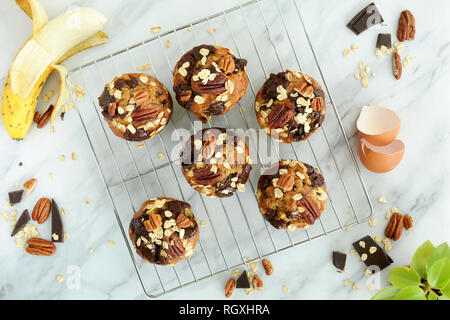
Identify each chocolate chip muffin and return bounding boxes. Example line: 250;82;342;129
180;127;252;198
98;73;173;141
128;197;199;266
256;160;327;230
255;70;326;143
173;44;248;123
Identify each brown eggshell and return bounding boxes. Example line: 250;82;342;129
357;106;401;146
358;138;405;173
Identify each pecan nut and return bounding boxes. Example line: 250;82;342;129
403;214;413;230
225;278;236;298
385;212;404;241
176;213;194;229
267;101;294;128
253;275;263;291
298;196;320;225
310;97;325;112
132;105;163;123
144;213;162;232
194;167;223;185
191;74;227;95
278;173;295;192
37;105;54;129
262;258;273;276
201;133;216;159
108;102;117;117
165;236;186;259
133;90;149;106
32;197;51;224
392;50;402;80
33;111;41;123
25;237;56;256
397;10;415;42
218;55;235;74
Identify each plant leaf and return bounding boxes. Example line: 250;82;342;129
387;267;421;288
442;281;450;298
371;286;400;300
411;240;435;279
394;286;426;300
438;294;449;300
427;243;450;272
427;257;450;289
428;291;439;300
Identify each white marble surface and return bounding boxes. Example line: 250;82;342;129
0;0;449;300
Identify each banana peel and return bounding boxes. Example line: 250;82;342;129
1;0;108;140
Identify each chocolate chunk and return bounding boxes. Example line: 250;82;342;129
11;209;30;237
114;78;126;90
126;77;139;88
352;235;393;273
347;3;384;35
376;33;392;48
51;199;64;243
98;88;115;109
236;270;251;289
262;72;289;100
332;251;347;271
19;162;23;166
207;101;225;115
60;112;65;121
8;190;24;206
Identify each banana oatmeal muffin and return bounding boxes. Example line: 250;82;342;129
173;44;248;122
256;160;327;230
255;70;326;143
128;197;199;266
98;73;172;141
180;127;252;198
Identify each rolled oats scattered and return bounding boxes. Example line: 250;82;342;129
369;246;377;254
343;48;350;56
136;142;145;149
368;218;377;227
374;235;382;242
391;207;399;213
137;62;151;71
56;275;64;283
108;240;116;245
165;40;171;48
354;73;360;80
359;62;365;69
362;77;369;88
71;152;77;160
359;241;366;248
377;195;387;203
59;155;65;161
200;221;207;227
49;173;55;181
352;283;359;290
85;199;90;204
232;270;241;277
344;280;352;286
283;285;289;293
151;25;161;33
194;95;205;104
157;153;166;159
89;248;94;253
351;44;359;51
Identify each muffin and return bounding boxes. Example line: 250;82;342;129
255;70;326;143
180;127;252;198
128;197;199;266
173;44;248;122
98;73;172;141
256;160;327;230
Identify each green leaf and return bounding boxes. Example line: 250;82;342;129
442;281;450;298
428;291;438;300
427;257;450;289
394;286;426;300
371;286;400;300
411;240;435;279
427;243;450;272
387;267;421;288
438;294;450;300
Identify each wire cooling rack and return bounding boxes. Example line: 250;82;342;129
67;0;373;298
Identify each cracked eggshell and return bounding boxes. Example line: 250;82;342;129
357;106;401;146
358;138;405;173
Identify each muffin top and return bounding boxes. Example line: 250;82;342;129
255;70;326;143
98;73;172;141
173;44;248;122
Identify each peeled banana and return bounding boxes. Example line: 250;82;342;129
1;0;108;140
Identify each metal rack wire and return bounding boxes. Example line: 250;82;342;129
67;0;373;298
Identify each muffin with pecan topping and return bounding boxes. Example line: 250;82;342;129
256;160;327;230
255;70;326;143
173;44;248;123
128;197;199;266
98;73;172;141
180;128;252;198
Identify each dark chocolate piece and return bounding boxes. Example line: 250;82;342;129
51;199;64;243
10;209;30;237
376;33;392;48
236;270;251;289
352;235;393;273
8;190;24;206
347;3;384;35
332;251;347;271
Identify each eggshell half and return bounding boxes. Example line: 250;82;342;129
358;138;405;173
357;106;401;146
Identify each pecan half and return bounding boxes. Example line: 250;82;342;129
179;90;192;102
267;102;293;128
33;111;41;123
392;50;402;80
397;10;415;42
144;213;162;232
278;173;295;192
385;212;404;241
132;105;162;123
218;55;235;74
166;236;185;259
262;258;273;276
133;89;149;106
298;196;320;225
191;74;227;95
37;105;54;128
31;197;51;224
194;167;223;185
25;237;56;256
253;275;263;291
403;214;413;230
225;278;236;298
311;97;325;112
176;213;194;229
108;102;117;117
201;133;216;159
